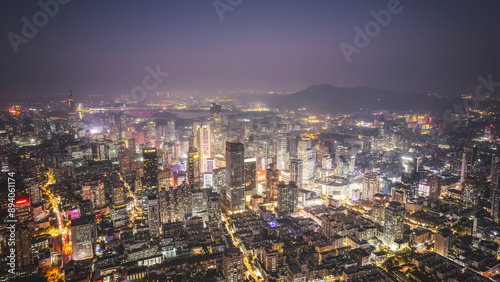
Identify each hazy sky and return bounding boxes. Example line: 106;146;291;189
1;0;499;99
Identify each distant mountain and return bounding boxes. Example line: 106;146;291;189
260;84;452;113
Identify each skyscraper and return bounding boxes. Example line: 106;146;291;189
225;141;245;212
383;201;405;250
275;123;288;171
210;103;224;157
267;163;280;201
277;181;298;216
188;147;201;191
195;123;211;173
147;195;161;238
143;148;158;196
372;193;387;224
67;90;75;115
290;158;303;189
244;157;257;197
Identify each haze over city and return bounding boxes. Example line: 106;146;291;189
1;1;500;282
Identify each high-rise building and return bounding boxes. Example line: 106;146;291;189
82;180;106;209
372;193;387;224
277;181;298;215
225;141;245;212
67;90;75;115
223;247;244;282
71;217;94;260
298;139;315;184
208;193;221;226
143;148;158;196
461;179;479;208
290;158;303;189
14;227;31;270
210;103;224;157
429;175;441;201
244;157;257;197
266;163;280;200
461;146;478;182
195;123;211;173
275;124;288;171
188;147;201;191
434;228;453;257
147;195;161;238
383;201;405;249
362;173;380;202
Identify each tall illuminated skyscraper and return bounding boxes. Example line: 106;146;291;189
188;146;201;191
225;141;245;212
210;103;224;157
195;123;211;173
275;124;288;171
143;148;158;196
383;201;405;249
67;90;75;115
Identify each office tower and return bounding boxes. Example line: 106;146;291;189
383;201;405;249
372;193;387;224
14;197;32;223
244;157;257;196
67;90;75;115
82;180;106;209
223;247;244;282
188;147;201;191
277;181;298;215
461;146;478;182
147;195;161;238
195;123;211;173
290;158;303;189
267;163;280;200
298;139;315;183
275;124;288;171
210;103;224;157
362;173;380;202
461;179;479;208
71;217;94;260
429;175;441;201
434;228;453;257
143;148;158;196
225;141;245;211
226;141;245;187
